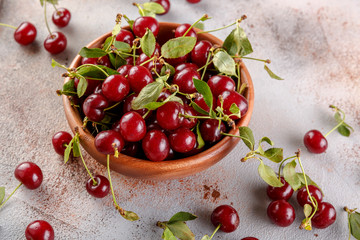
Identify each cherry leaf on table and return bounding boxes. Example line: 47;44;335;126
161;37;197;59
122;210;140;221
131;81;164;110
140;29;156;57
166;221;195;240
162;227;177;240
213;51;236;76
0;187;5;204
168;212;197;224
109;53;126;69
264;64;283;80
223;24;253;57
263;148;283;163
334;112;354;137
283;160;302;190
193;79;213;109
196;122;205;149
259;136;274;146
113;41;132;53
51;59;66;69
79;47;108;58
239;126;255;151
142;2;165;14
191;101;209;115
39;0;58;7
303;204;313;218
258;161;284;187
76;76;88;98
349;211;360;240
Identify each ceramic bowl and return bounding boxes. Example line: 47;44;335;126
63;22;254;180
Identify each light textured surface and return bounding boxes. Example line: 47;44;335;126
0;0;359;239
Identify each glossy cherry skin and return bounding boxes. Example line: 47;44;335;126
127;65;154;94
241;238;258;240
142;130;170;161
25;220;54;240
191;40;212;67
193;94;215;114
303;130;328;154
86;175;110;198
83;93;109;122
44;31;67;54
81;55;112;68
102;75;130;102
208;75;236;98
117;64;133;76
175;63;198;73
74;78;101;96
267;200;295;227
172;68;200;93
169;127;196;153
156;101;185;131
187;0;201;3
150;0;170;15
52;131;73;156
217;90;248;120
121;142;140;157
211;205;240;233
200;119;226;143
14;22;37;45
52;8;71;28
182;104;198;129
312;202;336;229
115;29;134;46
94;130;125;155
174;23;197;38
14;162;43;189
165;54;189;67
119;111;147;142
132;16;159;37
267;177;294;201
297;185;323;207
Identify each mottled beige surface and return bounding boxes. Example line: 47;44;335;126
0;0;359;239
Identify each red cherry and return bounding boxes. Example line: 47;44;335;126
81;56;112;68
174;23;197;38
267;200;295;227
182;104;198;129
82;93;109;122
25;220;54;240
297;185;323;207
156;101;184;130
115;29;134;46
94;130;125;155
211;205;240;233
172;68;200;93
102;75;130;102
200;119;226;143
303;130;328;154
44;31;67;54
169;127;196;153
52;8;71;28
14;22;37;45
150;0;170;15
193;94;215;114
121;142;140;157
117;64;133;76
312;202;336;229
142;130;170;161
119;111;147;142
217;90;248;119
241;238;258;240
187;0;201;3
86;175;110;198
207;75;236;98
182;141;204;157
191;40;212;67
266;177;294;201
14;162;43;189
136;53;162;75
132;16;159;37
175;63;198;73
165;54;189;67
127;65;154;94
52;131;73;156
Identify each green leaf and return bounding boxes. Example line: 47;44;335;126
263;148;283;163
223;25;253;57
79;47;108;58
143;95;183;110
60;79;76;96
142;9;156;18
350;212;360;240
258;161;284;187
122;210;140;221
40;0;58;7
167;221;195;240
72;135;81;158
264;65;283;80
296;173;322;194
76;76;88;98
160;64;176;76
51;59;65;68
259;137;274;146
168;212;197;224
209;110;217;119
191;101;209;115
334;112;354;137
131;81;164;110
283;160;302;190
303;204;313;218
64;137;75;164
112;24;121;36
238;126;255;150
77;65;119;79
193;79;213;109
200;235;211;240
194;22;204;30
113;41;132;53
140;29;156;57
162;227;177;240
123;15;134;29
0;187;5;204
229;103;240;114
196;122;205;149
161;37;197;59
213;51;236;76
142;2;165;14
108;53;126;69
102;36;113;51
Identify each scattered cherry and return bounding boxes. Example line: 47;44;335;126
150;0;170;15
142;130;170;161
169;127;196;153
52;8;71;28
119;111;147;142
86;175;110;198
303;129;328;154
266;177;294;201
132;16;159;37
267;200;295;227
52;131;73;156
186;0;201;3
44;31;67;54
14;162;43;189
211;205;240;233
13;22;37;45
297;185;323;207
25;220;54;240
94;130;125;155
311;202;336;229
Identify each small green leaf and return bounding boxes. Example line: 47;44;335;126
102;36;113;51
160;64;175;76
161;37;197;59
191;101;209;115
140;29;156;57
168;212;197;224
194;22;204;30
196;122;205;149
283;160;302;190
77;65;119;79
64;137;75;164
350;212;360;240
303;204;313;218
193;79;213;109
122;210;140;221
142;2;165;14
132;81;164;110
258;161;284;187
162;227;177;240
108;53;126;69
77;76;88;98
239;126;255;150
200;235;211;240
264;65;283;80
142;9;156;18
112;24;121;36
79;47;108;58
297;173;322;194
209;110;217;119
229;103;240;114
263;148;283;163
123;15;134;29
113;41;132;53
223;25;253;57
167;221;195;240
61;79;76;96
51;59;65;68
40;0;58;7
143;95;183;110
72;135;81;158
213;51;236;76
259;137;274;146
334;112;354;137
0;187;5;204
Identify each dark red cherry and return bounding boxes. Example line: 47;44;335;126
102;75;130;102
127;65;154;94
156;101;184;130
142;130;170;161
175;63;198;73
132;16;159;37
241;237;258;240
119;111;147;142
187;0;201;3
172;68;200;93
86;175;110;198
182;141;204;157
25;220;54;240
52;131;73;156
303;130;328;154
121;142;140;157
200;119;226;143
52;8;71;28
208;75;236;98
169;127;196;153
94;130;125;155
157;90;172;102
166;148;176;160
211;205;240;233
267;200;295;227
217;90;248;120
150;0;170;15
74;78;101;96
182;104;198;129
117;64;133;76
312;202;336;229
165;54;189;67
44;31;67;54
83;93;109;122
122;94;148;117
115;29;134;46
267;177;294;201
174;23;197;38
14;162;43;189
14;22;37;45
297;185;323;207
191;40;212;67
81;55;112;68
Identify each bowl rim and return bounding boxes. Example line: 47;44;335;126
62;22;254;180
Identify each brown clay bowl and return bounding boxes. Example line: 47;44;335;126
63;22;254;180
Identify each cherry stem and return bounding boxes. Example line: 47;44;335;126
240;56;271;63
277;156;297;180
209;224;221;239
104;102;121;111
133;3;145;16
0;182;22;210
0;23;17;30
180;113;213;120
43;1;52;36
324;105;345;138
139;56;155;67
183;14;209;37
77;64;109;77
236;62;241;92
197;21;237;34
200;49;213;81
107;154;120;208
77;141;97;185
51;2;58;12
